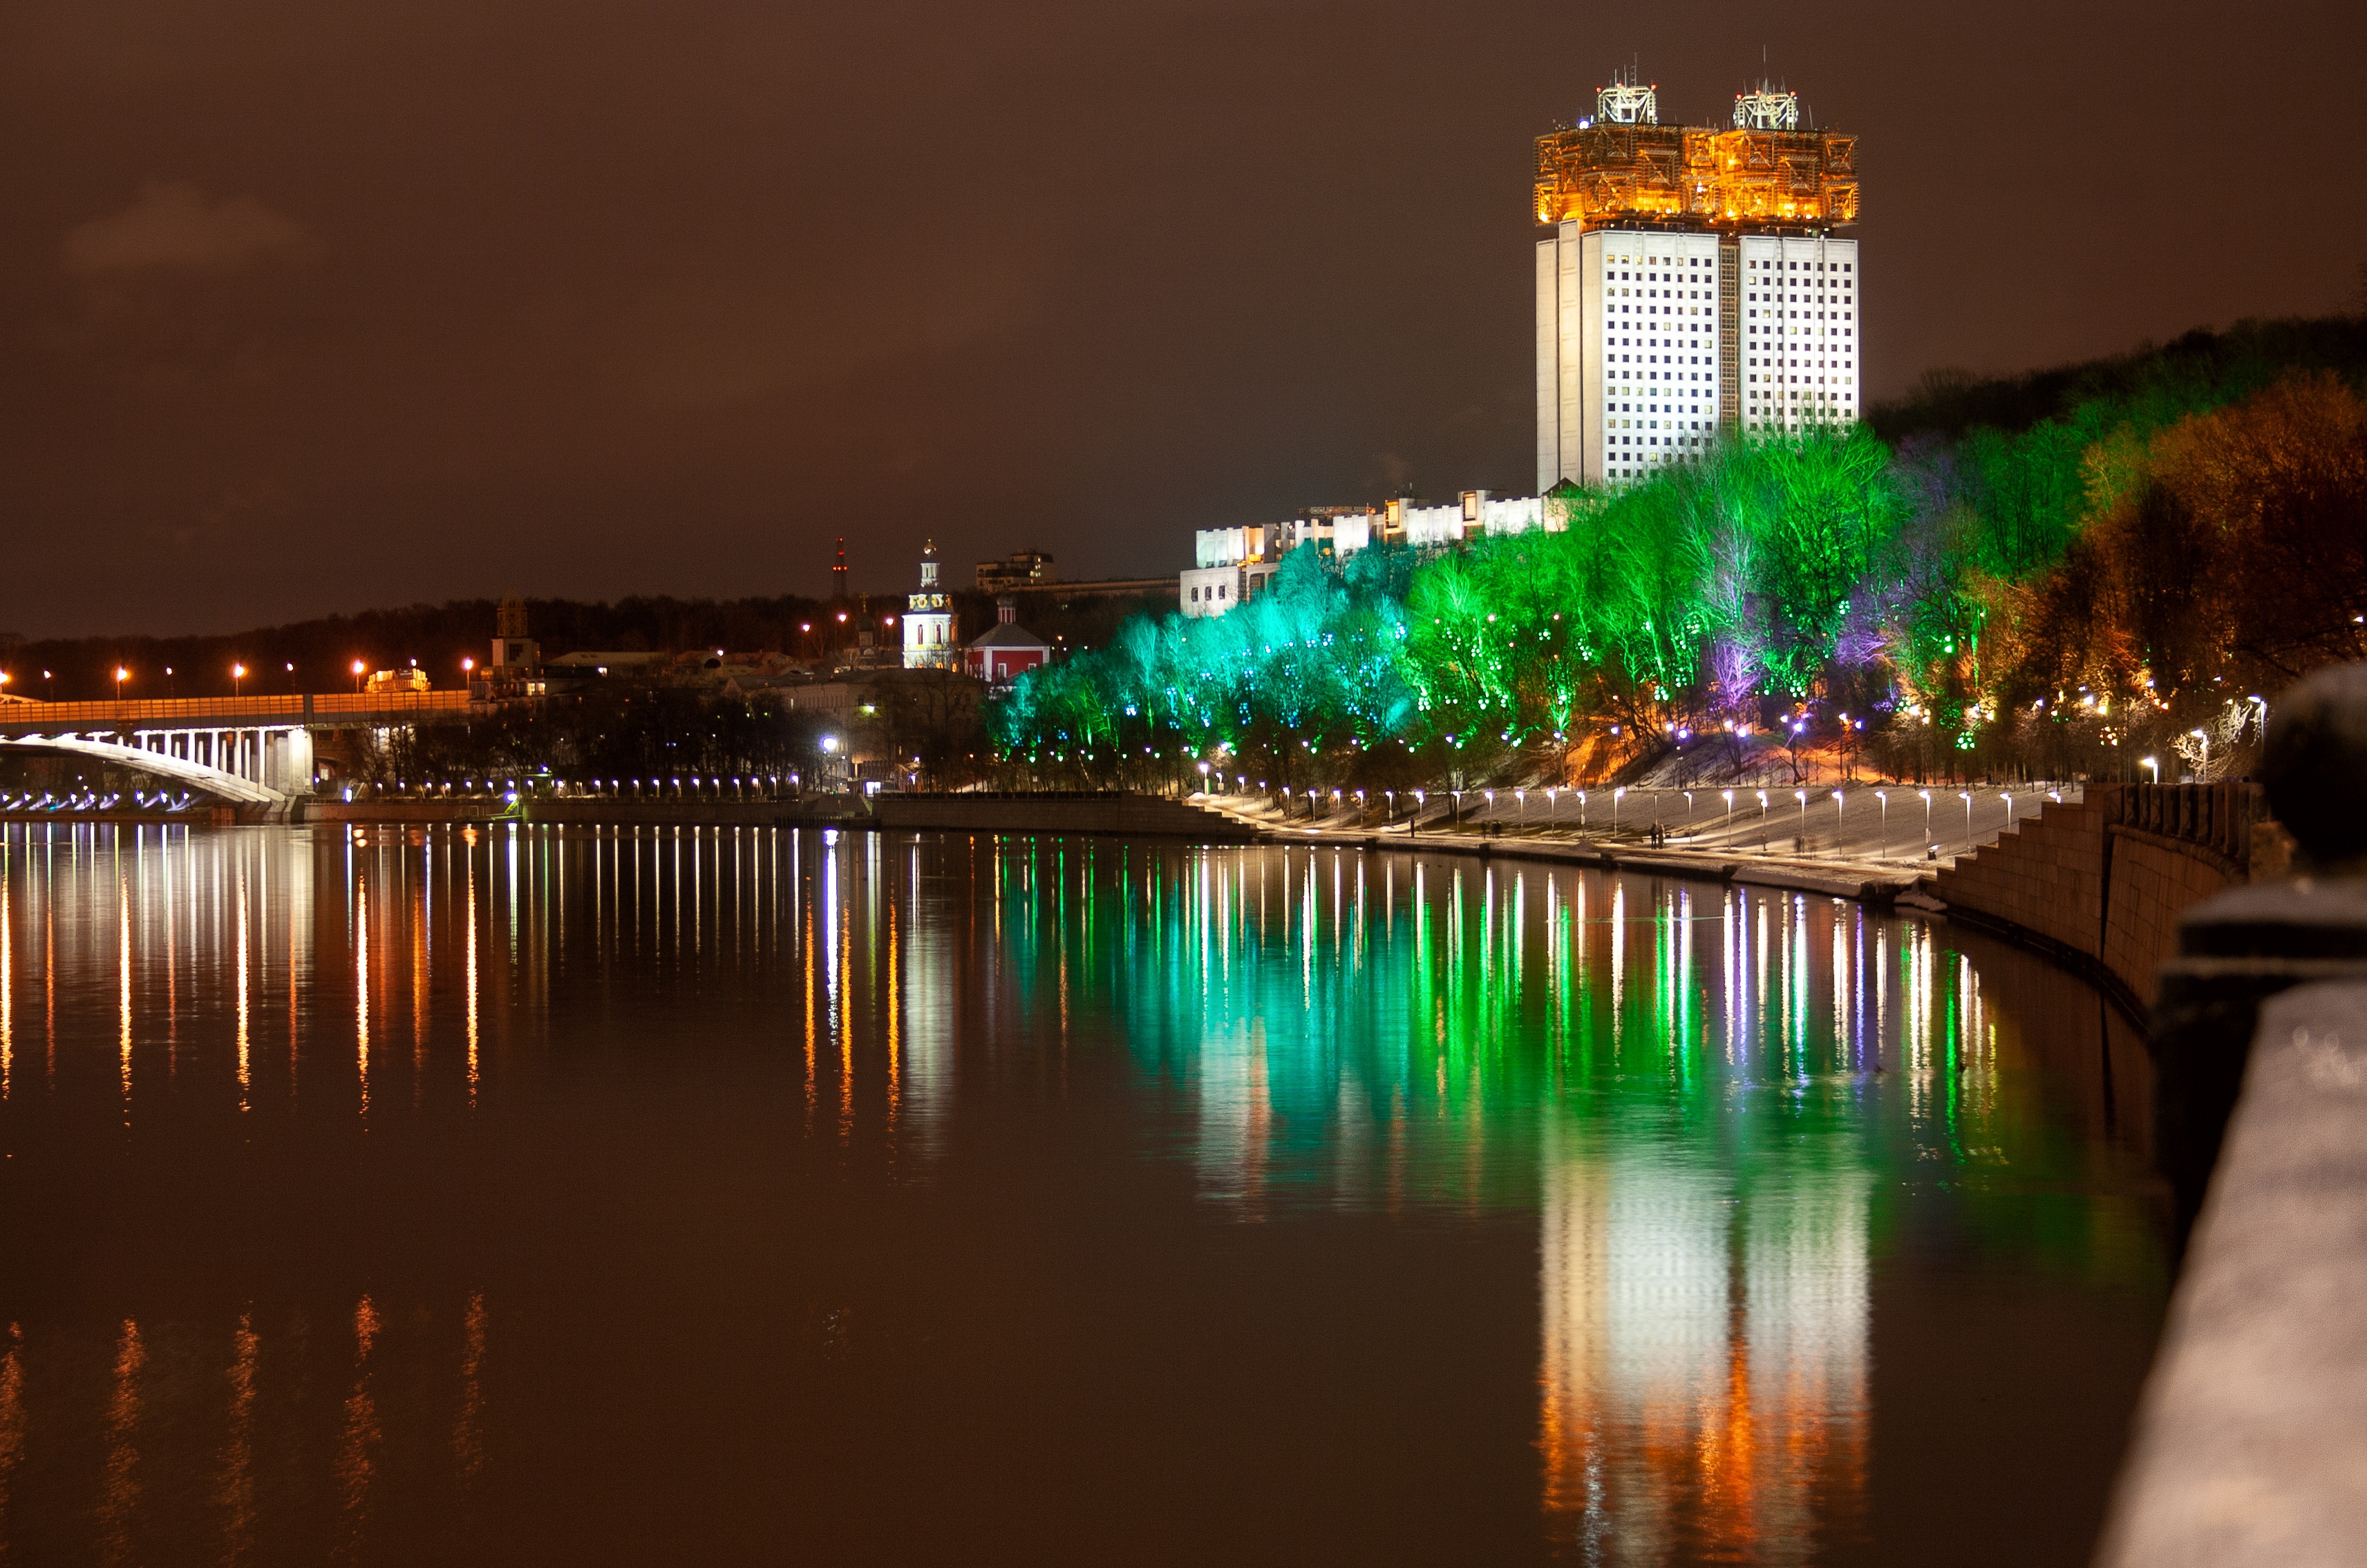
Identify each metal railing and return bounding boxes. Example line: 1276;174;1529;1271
0;690;470;730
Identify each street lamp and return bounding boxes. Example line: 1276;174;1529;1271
1875;789;1888;860
1722;788;1735;842
2140;755;2160;784
1756;788;1769;851
351;659;366;694
232;662;245;698
1918;788;1932;853
2189;727;2209;777
1832;790;1844;856
115;665;129;699
1613;786;1625;836
1794;787;1807;847
1959;789;1974;848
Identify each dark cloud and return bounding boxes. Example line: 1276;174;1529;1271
0;0;2361;638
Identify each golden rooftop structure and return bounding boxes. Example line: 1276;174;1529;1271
1534;83;1858;232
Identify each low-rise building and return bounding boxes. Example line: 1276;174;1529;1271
965;598;1052;686
1179;491;1567;616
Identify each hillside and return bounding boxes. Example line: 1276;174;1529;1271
1867;312;2367;443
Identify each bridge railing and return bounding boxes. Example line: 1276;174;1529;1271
0;690;470;728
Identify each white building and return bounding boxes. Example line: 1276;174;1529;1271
1178;493;1566;617
1181;565;1243;618
1534;83;1863;489
1536;227;1731;490
1736;234;1860;438
901;540;958;669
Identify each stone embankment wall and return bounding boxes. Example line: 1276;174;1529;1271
1936;783;2276;1011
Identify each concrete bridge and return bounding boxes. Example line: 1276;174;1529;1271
0;690;469;805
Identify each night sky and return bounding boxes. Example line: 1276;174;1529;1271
4;0;2361;636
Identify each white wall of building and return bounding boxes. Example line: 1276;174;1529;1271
1181;565;1242;618
1582;227;1728;487
1194;525;1276;569
1480;494;1545;536
1737;234;1860;436
1542;223;1868;489
1400;504;1464;547
902;610;956;668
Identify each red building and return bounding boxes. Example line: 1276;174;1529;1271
964;596;1051;686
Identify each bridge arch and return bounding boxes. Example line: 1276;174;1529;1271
0;735;288;804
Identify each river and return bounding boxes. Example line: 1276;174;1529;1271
0;822;2167;1565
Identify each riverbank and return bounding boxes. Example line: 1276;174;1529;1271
1191;795;1942;907
0;788;1939;903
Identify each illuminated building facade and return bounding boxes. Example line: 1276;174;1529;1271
902;540;958;670
1536;79;1863;489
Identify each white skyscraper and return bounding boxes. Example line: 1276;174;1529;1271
1534;81;1863;490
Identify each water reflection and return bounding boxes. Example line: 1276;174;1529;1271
0;822;2163;1563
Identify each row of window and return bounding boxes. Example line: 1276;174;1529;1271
1186;582;1234;604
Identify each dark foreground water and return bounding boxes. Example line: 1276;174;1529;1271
0;823;2167;1565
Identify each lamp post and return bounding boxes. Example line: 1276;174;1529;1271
1681;789;1694;838
1918;788;1932;853
232;663;245;699
1959;789;1973;849
1722;788;1734;844
1794;787;1807;848
1613;786;1625;837
1832;790;1844;856
114;666;128;700
2189;727;2209;779
1875;788;1889;860
351;659;366;695
2140;755;2159;784
1756;788;1769;851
